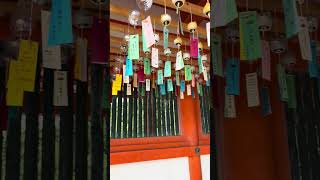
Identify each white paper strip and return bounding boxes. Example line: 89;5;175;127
53;71;68;106
298;16;312;61
123;65;129;84
246;72;260;107
127;84;132;95
187;84;191;96
146;79;151;91
151;48;159;68
41;10;61;69
224;90;236;118
206;22;210;47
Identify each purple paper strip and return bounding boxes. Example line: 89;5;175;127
90;17;108;64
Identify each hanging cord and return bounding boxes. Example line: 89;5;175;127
28;0;34;42
231;40;234;59
98;0;102;20
260;0;264;13
190;6;194;39
80;0;85;38
298;1;303;17
154;19;156;47
164;0;167;14
246;0;249;11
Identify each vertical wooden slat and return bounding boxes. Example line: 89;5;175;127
128;89;133;138
138;84;143;137
147;89;152;137
143;88;147;137
111;96;117;139
23;57;40;180
42;68;55;180
173;85;179;135
116;91;122;139
59;58;74;180
166;92;171;136
133;88;138;138
5;107;21;180
123;85;127;138
161;93;166;136
0;63;7;179
151;89;156;137
158;89;162;136
75;81;88;180
170;91;175;136
90;65;103;180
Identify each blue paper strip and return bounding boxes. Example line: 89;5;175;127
309;41;319;78
226;58;240;95
260;86;272;116
48;0;73;45
125;58;133;76
180;80;185;92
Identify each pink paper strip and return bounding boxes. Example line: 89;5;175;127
190;38;198;58
138;68;145;82
261;40;271;81
142;16;155;48
90;17;108;64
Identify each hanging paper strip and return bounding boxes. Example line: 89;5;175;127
90;18;108;64
239;11;262;60
164;61;172;77
226;58;240;95
112;74;122;95
187;84;191;95
123;65;129;84
128;34;140;60
277;64;288;102
261;40;271;81
224;90;236;118
298;17;312;61
176;51;184;71
175;72;180;86
282;0;299;38
151;48;159;68
212;0;238;28
206;22;210;47
48;0;73;45
212;34;223;77
141;16;155;48
16;40;39;92
142;27;150;53
138;68;145;82
74;38;88;81
180;80;185;92
260;86;272;116
190;38;199;58
144;58;151;75
163;26;169;49
41;10;61;69
160;84;166;95
246;72;260;107
53;70;68;106
6;61;24;106
157;70;164;85
146;79;151;91
167;79;174;92
309;41;318;78
126;57;133;76
133;73;138;87
198;52;203;74
286;74;297;109
185;65;192;81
